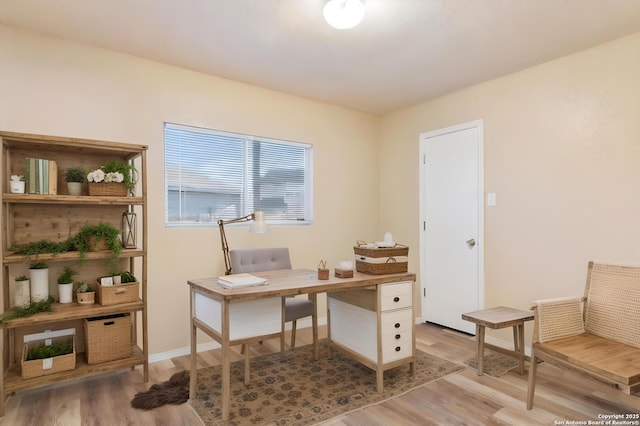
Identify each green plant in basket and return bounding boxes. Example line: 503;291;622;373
87;160;137;192
119;271;137;283
70;223;122;267
26;341;73;361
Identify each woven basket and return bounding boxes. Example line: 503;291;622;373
21;335;76;378
88;182;127;197
353;243;409;275
355;258;408;274
96;281;139;305
84;314;131;364
353;244;409;258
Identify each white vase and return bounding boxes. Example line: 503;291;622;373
29;268;49;302
67;182;82;196
58;282;73;304
14;279;30;307
10;181;25;194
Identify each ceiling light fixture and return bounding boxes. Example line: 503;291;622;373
323;0;365;30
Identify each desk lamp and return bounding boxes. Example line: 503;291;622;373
218;211;270;275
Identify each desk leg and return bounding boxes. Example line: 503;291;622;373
221;300;231;421
515;323;525;375
476;324;485;376
189;293;197;401
310;293;319;361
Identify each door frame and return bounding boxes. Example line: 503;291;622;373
418;119;485;328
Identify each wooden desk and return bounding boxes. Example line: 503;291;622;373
188;268;416;421
462;306;534;376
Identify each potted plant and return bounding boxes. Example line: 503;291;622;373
86;160;137;196
75;281;95;305
10;175;25;194
13;275;30;307
28;262;49;302
56;266;77;304
64;167;86;196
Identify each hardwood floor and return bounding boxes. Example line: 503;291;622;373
1;322;638;425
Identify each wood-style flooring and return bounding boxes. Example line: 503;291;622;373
1;322;638;425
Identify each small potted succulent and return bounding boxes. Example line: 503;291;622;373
64;167;86;196
75;281;95;305
10;175;25;194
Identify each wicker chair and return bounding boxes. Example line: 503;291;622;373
526;261;640;409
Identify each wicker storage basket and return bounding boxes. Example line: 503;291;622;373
354;244;409;275
21;335;76;379
88;182;127;196
84;314;131;364
96;281;139;305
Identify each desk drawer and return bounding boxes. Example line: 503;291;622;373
380;282;412;311
381;308;413;334
382;330;413;363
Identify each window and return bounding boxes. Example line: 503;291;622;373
164;123;313;226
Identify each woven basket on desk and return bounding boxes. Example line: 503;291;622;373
88;182;127;196
353;243;409;275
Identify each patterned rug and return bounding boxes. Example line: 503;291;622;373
464;349;520;377
190;340;463;425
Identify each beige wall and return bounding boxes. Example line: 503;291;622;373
2;23;639;353
380;32;640;341
0;25;380;354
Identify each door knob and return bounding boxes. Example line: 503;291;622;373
466;239;476;247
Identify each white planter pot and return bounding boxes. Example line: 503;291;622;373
67;182;82;196
10;181;25;194
29;268;49;302
14;279;30;307
58;282;74;304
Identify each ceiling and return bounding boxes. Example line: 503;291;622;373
1;0;640;115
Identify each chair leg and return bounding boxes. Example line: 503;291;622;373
290;320;297;348
526;351;538;410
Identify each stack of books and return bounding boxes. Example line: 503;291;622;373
217;273;268;289
25;158;58;195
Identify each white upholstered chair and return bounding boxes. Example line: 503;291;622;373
229;247;317;349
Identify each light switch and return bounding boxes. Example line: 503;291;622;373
487;193;496;206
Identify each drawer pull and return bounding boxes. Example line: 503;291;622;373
395;334;401;339
395;346;401;352
393;296;400;302
394;323;400;328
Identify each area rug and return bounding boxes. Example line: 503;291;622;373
464;349;519;377
190;340;463;425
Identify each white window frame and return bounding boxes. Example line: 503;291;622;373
164;122;313;227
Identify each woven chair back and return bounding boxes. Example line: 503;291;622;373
584;261;640;348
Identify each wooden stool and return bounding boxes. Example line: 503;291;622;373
462;306;534;376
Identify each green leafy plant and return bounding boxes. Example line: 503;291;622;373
10;240;72;257
64;167;87;183
26;341;73;361
76;281;92;293
57;266;77;284
15;275;28;281
0;296;55;323
29;261;49;270
119;271;138;283
70;223;122;268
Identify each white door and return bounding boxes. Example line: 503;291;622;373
419;120;483;334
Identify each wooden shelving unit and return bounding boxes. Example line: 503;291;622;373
0;131;148;416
